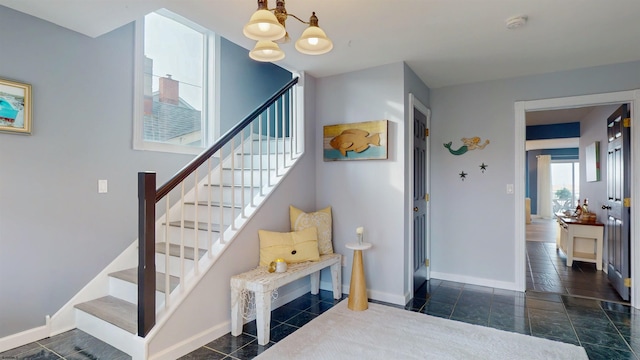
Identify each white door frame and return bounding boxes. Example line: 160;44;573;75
407;93;431;301
514;89;640;308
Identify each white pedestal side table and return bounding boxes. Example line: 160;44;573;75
345;242;372;311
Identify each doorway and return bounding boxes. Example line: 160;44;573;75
524;108;626;302
514;90;640;309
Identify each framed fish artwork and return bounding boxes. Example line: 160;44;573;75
323;120;388;161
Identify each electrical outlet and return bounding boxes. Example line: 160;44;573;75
506;184;514;194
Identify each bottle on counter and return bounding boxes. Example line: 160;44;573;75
582;198;589;214
574;199;582;217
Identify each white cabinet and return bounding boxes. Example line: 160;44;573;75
556;216;604;270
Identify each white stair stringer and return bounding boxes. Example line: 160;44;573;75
63;138;301;360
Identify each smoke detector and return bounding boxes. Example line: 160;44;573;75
506;15;528;30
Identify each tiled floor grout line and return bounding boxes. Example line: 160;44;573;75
600;306;640;360
562;299;584;348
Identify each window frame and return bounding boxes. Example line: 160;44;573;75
133;9;220;155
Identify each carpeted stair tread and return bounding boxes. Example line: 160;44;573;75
155;242;207;260
109;268;179;293
75;296;136;334
165;220;222;233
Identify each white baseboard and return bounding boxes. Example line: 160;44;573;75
430;272;520;292
149;321;230;360
0;326;48;353
0;319;49;353
319;281;405;306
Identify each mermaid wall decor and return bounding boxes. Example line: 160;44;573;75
444;136;490;156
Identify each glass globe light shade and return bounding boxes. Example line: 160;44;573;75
243;9;286;41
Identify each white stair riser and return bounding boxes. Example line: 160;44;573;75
75;310;142;358
230;153;295;168
108;277;166;312
155;253;195;277
158;226;221;249
242;138;292;153
215;169;272;186
205;185;260;204
182;204;241;225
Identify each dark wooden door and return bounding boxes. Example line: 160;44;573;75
413;106;428;292
605;104;631;301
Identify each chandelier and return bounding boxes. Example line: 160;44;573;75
243;0;333;62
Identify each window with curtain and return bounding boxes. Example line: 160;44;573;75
551;160;580;214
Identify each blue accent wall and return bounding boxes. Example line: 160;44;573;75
219;37;292;136
526;122;580;140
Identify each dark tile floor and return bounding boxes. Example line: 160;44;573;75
527;241;625;303
3;281;640;360
0;328;130;360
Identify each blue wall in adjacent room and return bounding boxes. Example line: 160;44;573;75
526;122;580;140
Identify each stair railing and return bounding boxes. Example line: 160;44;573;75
137;77;300;336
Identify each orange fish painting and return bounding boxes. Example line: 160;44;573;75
329;129;381;157
323;120;388;161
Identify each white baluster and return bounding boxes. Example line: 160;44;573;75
207;158;213;257
180;182;185;290
165;197;170;308
193;169;199;275
230;137;236;230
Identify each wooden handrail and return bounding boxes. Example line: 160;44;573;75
155;77;299;201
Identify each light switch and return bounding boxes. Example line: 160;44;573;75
98;179;108;193
506;184;514;194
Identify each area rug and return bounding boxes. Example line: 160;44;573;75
255;301;588;360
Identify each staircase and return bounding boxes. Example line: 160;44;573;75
46;78;303;359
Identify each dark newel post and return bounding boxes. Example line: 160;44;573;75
138;172;156;337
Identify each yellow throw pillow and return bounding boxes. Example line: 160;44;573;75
259;227;320;266
290;205;333;255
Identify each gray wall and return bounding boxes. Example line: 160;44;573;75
315;62;430;304
430;61;640;287
0;6;292;337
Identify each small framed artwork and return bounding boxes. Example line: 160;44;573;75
323;120;388;161
0;78;32;135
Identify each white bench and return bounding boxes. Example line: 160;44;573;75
230;253;342;345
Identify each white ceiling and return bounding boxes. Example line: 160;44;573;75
2;0;640;89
